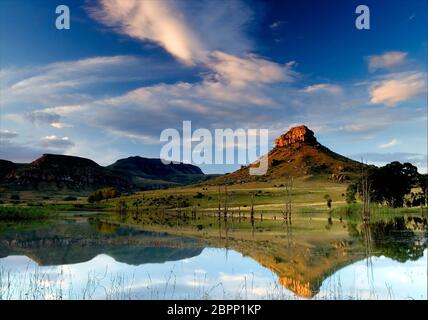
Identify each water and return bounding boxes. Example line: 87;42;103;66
0;218;426;300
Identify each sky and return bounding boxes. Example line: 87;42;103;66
0;0;427;174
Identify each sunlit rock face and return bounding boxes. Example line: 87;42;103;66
279;277;314;298
274;125;317;148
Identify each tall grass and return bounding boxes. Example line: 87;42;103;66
0;265;408;300
330;204;424;223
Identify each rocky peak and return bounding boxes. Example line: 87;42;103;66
274;125;317;147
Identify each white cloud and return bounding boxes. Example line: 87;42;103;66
51;122;73;129
349;152;427;173
379;139;399;148
302;83;343;95
207;51;294;88
40;136;74;149
368;51;408;71
0;130;18;139
32;51;299;143
88;0;200;64
370;72;427;106
269;20;284;29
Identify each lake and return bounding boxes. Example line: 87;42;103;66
0;217;426;300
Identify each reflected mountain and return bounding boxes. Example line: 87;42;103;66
196;216;427;298
0;219;204;266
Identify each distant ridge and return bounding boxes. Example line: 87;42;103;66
0;154;207;192
1;154;131;191
107;156;207;188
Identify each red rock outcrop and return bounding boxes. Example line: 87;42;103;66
274;125;317;147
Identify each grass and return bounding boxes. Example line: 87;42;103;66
0;206;55;220
99;177;349;214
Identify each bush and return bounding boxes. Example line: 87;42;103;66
274;256;284;263
346;184;357;204
63;196;77;201
271;159;282;166
88;187;121;203
10;194;20;200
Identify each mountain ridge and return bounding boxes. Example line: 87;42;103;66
210;125;363;184
0;154;206;192
0;125;368;190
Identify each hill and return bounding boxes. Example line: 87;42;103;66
1;154;132;191
107;156;208;188
211;125;363;184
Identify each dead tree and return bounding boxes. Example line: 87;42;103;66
191;206;196;220
250;192;255;227
223;185;228;222
361;163;371;223
283;176;293;224
217;185;222;220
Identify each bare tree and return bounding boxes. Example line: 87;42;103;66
223;185;228;222
250;192;255;227
283;176;293;224
361;161;371;222
217;185;222;220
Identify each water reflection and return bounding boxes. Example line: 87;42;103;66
347;217;427;262
0;220;204;265
0;216;426;300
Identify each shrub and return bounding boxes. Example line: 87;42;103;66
274;256;284;263
271;159;282;167
346;184;357;204
63;196;77;201
88;187;120;203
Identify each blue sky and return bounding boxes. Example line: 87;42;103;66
0;0;427;173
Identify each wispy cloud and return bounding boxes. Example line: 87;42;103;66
269;20;284;29
367;51;408;71
37;56;297;142
0;55;185;108
25;111;61;125
88;0;200;64
349;152;427;173
302;83;343;95
379;139;399;148
207;51;295;88
87;0;253;65
50;122;73;129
